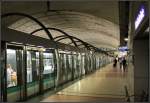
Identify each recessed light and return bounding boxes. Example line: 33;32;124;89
124;38;128;41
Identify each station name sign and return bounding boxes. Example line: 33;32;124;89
135;6;145;30
118;46;128;51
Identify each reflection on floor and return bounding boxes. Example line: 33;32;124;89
41;94;125;102
41;63;133;102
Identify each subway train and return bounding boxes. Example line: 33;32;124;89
1;27;113;102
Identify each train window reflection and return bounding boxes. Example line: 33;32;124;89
27;51;39;83
27;51;32;83
68;55;72;68
43;53;54;74
7;49;17;88
36;52;39;76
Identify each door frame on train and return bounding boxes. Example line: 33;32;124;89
1;41;7;102
2;42;25;102
64;52;73;82
24;46;56;97
25;46;41;99
81;53;86;76
54;49;59;88
57;50;73;85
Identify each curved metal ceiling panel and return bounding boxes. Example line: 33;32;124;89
8;11;120;49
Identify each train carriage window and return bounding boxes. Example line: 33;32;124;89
73;54;77;78
82;55;85;75
26;50;40;97
58;53;64;84
68;54;72;80
78;53;82;76
64;54;67;77
42;52;55;89
27;51;32;83
60;53;66;82
27;51;39;83
36;52;39;76
64;54;67;69
43;53;54;74
7;49;17;88
68;54;72;68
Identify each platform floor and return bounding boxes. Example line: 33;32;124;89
41;63;134;102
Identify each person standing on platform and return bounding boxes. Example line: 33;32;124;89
122;57;127;72
7;64;17;87
119;57;123;69
113;57;117;67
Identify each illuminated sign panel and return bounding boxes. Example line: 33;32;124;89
135;6;145;30
118;46;128;51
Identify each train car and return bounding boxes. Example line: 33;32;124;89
1;27;112;102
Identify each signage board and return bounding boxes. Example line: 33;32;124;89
118;46;128;51
135;5;145;30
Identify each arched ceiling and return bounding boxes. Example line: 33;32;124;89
2;1;120;50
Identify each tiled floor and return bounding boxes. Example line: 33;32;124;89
41;94;125;102
41;63;134;102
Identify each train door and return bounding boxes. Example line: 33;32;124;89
5;44;24;102
72;53;77;79
65;53;69;82
100;55;102;67
42;49;55;91
58;53;63;85
71;53;74;80
67;54;73;81
81;54;85;75
85;53;90;74
26;47;40;98
77;53;82;77
63;53;67;83
93;55;96;70
1;41;6;102
76;53;79;78
90;54;93;72
96;56;100;69
84;53;88;74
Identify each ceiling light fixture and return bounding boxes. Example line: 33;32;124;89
124;38;128;41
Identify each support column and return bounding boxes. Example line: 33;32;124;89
133;38;149;101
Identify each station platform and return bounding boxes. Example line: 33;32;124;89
28;63;134;102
